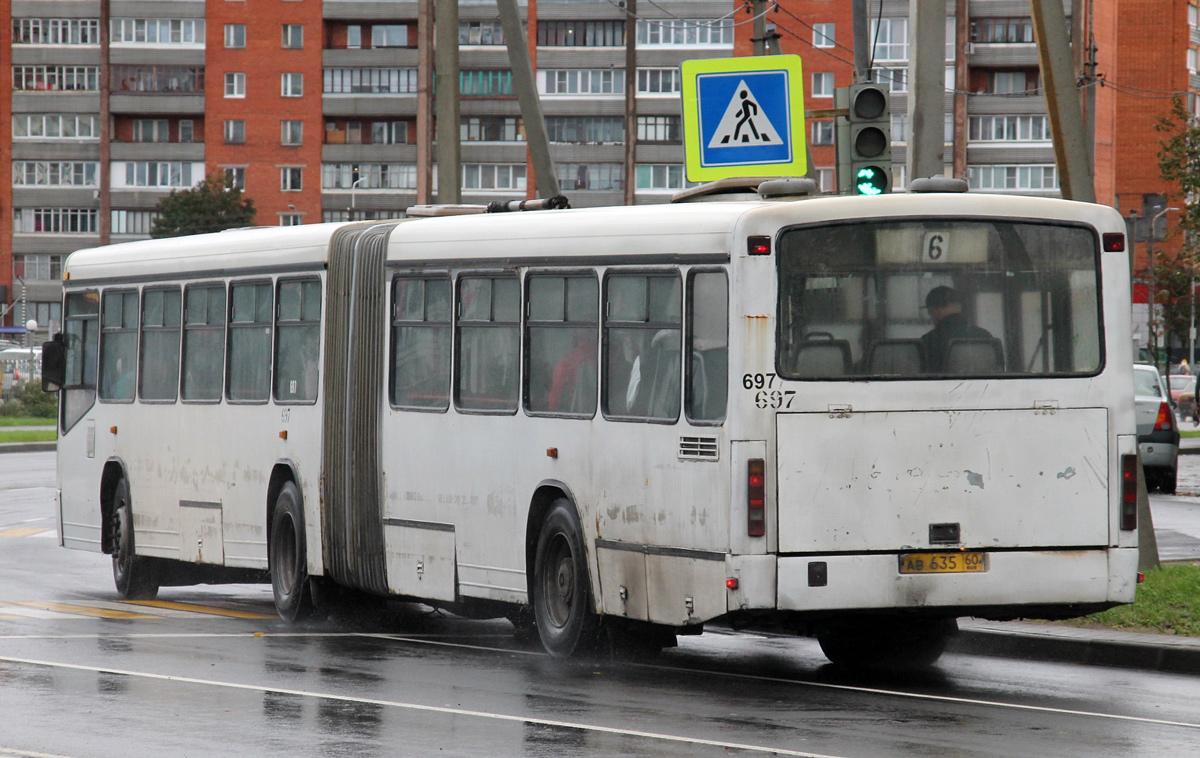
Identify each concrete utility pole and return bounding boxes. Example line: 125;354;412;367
1030;0;1095;203
497;0;560;198
434;0;461;204
851;0;870;80
906;0;945;184
751;0;767;56
951;0;969;179
623;0;637;205
416;0;433;205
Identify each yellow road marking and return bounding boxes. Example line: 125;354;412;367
121;600;276;619
0;528;50;538
5;601;161;620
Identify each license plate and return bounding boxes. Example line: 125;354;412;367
898;552;987;575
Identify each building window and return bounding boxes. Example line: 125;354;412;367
13;254;64;281
870;18;908;61
282;73;303;97
460;21;504;45
525;274;598;416
282;120;304;145
811;121;834;146
967;164;1059;191
13;208;99;233
558;163;623;191
12;161;99;187
371;25;408;48
634;164;696;192
638;68;681;95
225;72;246;98
224;119;245;144
281;167;303;191
813;23;835;48
12;114;99;140
323;68;417;94
970;17;1034;43
346;25;361;49
871;67;907;93
223;167;246;189
546;116;623;144
462;117;523;142
13;18;100;45
989;71;1035;94
391;276;452;410
636;18;732;46
538;20;624;46
322;163;416;189
179;120;194;143
224;24;245;48
12;66;100;92
541;69;624;95
636;115;680;143
123;161;194;188
282;24;304;49
11;301;62;332
811;72;834;98
111;18;204;44
969;115;1050;142
111;210;158;236
370;121;409;144
1190;48;1199;74
817;168;834;193
462;164;527;191
460;70;513;96
112;65;204;93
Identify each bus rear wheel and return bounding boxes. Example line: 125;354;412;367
269;481;314;622
111;477;159;600
533;499;598;657
817;617;957;670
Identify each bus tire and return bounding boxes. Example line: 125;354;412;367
269;481;314;622
111;477;160;600
817;617;957;670
533;499;598;657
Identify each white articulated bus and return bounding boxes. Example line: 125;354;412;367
44;183;1138;666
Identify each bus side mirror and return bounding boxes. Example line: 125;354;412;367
41;334;65;393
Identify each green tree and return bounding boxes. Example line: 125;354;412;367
1154;97;1200;361
150;172;256;238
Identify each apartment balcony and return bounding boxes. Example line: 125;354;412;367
967;42;1040;68
321;144;418;162
110;142;205;161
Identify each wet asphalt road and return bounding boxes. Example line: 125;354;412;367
2;451;1200;757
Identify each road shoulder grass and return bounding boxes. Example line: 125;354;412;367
0;429;56;444
1059;563;1200;637
0;417;55;427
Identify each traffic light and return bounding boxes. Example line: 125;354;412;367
835;83;892;195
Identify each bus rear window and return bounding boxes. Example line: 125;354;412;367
777;220;1102;379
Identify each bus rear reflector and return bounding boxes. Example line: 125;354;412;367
1121;454;1138;531
1102;233;1125;252
748;458;766;536
1155;401;1174;431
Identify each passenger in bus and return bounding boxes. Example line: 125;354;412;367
547;332;597;414
919;286;995;373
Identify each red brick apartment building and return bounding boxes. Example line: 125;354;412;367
1;0;1197;344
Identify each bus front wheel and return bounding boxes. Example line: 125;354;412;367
533;499;598;657
817;617;957;670
269;481;314;622
111;477;159;600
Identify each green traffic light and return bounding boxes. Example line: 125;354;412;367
855;166;887;196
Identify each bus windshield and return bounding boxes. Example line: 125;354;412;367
777;219;1102;379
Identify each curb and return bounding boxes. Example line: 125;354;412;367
0;441;56;454
951;622;1200;674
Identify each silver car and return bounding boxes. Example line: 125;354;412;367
1134;363;1180;493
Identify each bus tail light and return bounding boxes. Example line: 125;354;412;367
1154;402;1174;432
748;458;766;537
1121;454;1138;531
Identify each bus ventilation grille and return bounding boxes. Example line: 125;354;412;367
678;436;720;461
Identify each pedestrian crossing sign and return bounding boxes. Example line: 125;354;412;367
681;55;807;182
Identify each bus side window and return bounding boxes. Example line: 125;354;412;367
227;281;274;403
99;290;139;402
686;270;728;424
603;272;681;422
456;275;520;413
182;284;227;402
139;287;181;402
391;275;451;410
525;274;598;417
62;290;99;431
274;279;321;404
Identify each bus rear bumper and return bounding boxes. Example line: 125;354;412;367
776;548;1138;614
